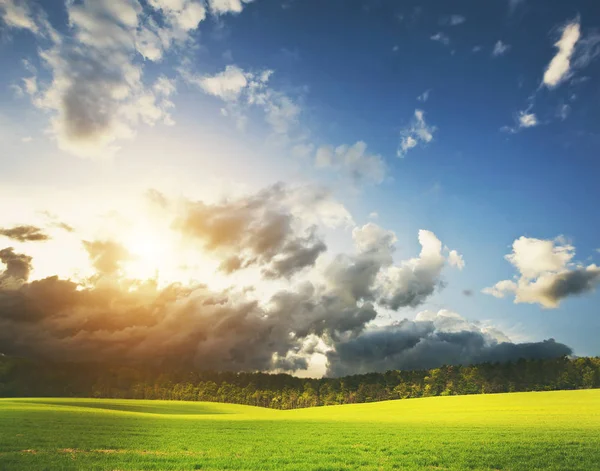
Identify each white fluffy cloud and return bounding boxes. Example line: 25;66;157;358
543;20;581;88
398;109;436;157
0;0;37;32
186;65;300;136
195;65;249;101
315;141;386;185
483;236;600;308
207;0;253;15
1;0;254;158
518;111;538;128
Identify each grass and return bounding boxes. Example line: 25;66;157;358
0;390;599;470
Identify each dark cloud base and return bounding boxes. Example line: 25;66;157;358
0;246;571;376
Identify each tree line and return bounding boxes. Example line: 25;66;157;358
1;355;598;409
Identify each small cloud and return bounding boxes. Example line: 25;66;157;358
392;45;399;52
398;109;436;157
315;141;386;185
0;225;50;242
417;89;430;102
21;136;33;143
431;32;450;46
543;19;580;88
447;249;465;270
462;289;473;297
207;0;253;16
492;40;511;57
557;104;570;120
368;212;379;220
518;111;538;128
502;109;538;133
472;45;482;53
449;15;466;26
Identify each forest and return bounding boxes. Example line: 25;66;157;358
1;355;598;410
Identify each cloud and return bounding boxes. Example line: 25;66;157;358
326;309;571;376
492;40;511;57
207;0;253;15
0;247;32;288
83;240;131;277
0;225;50;242
398;109;436;157
315;141;386;185
0;217;569;376
449;15;466;26
175;184;344;278
502;108;538;133
572;32;600;71
374;230;461;310
11;0;189;158
518;111;538;128
324;225;462;311
2;0;253;158
0;0;37;32
417;90;430;102
185;65;301;135
543;20;580;88
483;236;600;308
447;249;465;270
430;32;450;46
195;65;249;101
557;104;570;120
462;289;473;296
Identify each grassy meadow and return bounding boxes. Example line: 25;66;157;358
0;390;599;470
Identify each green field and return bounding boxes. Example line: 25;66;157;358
1;390;599;470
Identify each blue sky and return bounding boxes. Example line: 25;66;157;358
0;0;599;375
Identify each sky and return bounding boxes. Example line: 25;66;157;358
0;0;599;377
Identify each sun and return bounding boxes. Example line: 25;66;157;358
121;225;177;283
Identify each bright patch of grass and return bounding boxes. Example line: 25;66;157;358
1;390;599;470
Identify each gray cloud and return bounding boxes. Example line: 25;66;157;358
175;184;330;279
326;310;572;376
0;247;372;371
541;268;600;304
0;225;50;242
0;247;33;288
0;244;572;376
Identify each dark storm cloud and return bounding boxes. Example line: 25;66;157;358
175;184;328;278
325;312;572;377
0;225;50;242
